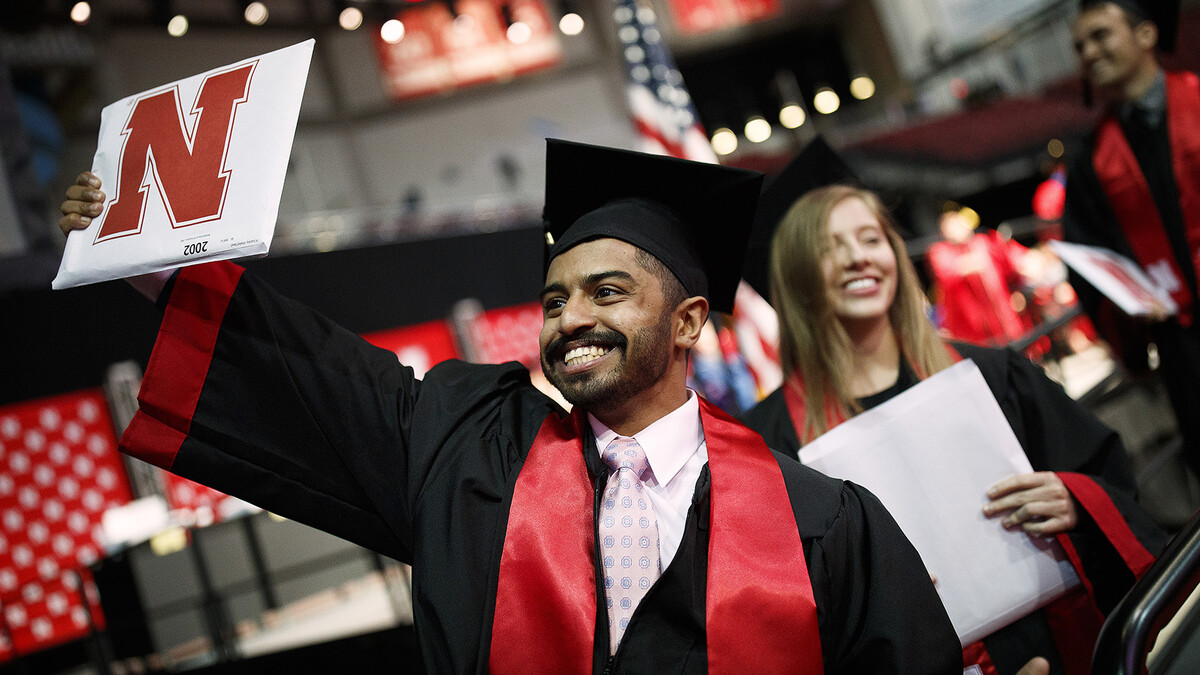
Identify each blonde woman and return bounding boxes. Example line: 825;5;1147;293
743;185;1164;675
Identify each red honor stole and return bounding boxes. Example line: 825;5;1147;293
1092;70;1200;326
489;397;822;673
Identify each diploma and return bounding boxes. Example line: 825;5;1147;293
53;40;314;289
798;359;1080;646
1049;239;1178;317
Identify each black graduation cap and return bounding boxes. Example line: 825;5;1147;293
741;136;860;301
542;139;763;314
1080;0;1179;53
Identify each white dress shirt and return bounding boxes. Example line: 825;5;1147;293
588;390;707;569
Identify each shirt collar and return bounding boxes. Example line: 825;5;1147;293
1121;68;1166;127
588;390;704;486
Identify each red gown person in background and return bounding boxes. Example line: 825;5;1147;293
1063;0;1200;479
928;206;1032;346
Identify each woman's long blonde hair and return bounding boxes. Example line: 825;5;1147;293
769;185;952;442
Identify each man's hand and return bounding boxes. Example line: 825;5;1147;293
983;472;1078;536
58;170;172;302
1144;299;1171;323
60;171;105;237
1117;297;1171;324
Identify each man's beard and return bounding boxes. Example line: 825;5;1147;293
541;319;672;411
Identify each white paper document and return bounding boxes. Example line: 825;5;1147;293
53;40;314;289
798;360;1080;646
1049;239;1178;317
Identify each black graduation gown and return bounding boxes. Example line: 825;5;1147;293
741;343;1167;674
1062;103;1200;479
121;261;962;674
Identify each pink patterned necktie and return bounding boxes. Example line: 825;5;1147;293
599;436;661;653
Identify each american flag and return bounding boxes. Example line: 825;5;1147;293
611;0;717;162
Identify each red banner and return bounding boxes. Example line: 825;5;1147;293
373;0;562;101
667;0;780;36
362;319;462;377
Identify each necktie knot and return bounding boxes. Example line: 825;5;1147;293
603;437;650;479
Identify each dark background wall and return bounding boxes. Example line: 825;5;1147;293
0;224;545;407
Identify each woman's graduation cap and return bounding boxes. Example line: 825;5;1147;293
542;139;763;314
741;136;860;301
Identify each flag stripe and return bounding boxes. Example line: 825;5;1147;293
613;0;716;163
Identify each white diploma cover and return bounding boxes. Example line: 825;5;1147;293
798;360;1080;646
1049;239;1178;317
53;40;314;289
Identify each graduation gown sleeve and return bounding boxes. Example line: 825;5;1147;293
958;344;1167;606
1062;139;1122;322
120;260;557;564
1061;134;1160;371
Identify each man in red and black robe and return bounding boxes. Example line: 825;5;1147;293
1063;0;1200;478
60;140;960;672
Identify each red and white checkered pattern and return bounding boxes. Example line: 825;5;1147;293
0;389;131;660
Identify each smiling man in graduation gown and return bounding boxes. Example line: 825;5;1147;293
60;139;960;673
1062;0;1200;479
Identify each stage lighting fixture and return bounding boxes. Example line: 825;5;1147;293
243;1;268;25
778;103;805;129
744;116;771;143
507;21;532;43
849;75;875;100
167;14;189;36
70;2;91;24
500;4;531;44
813;87;839;114
339;5;364;30
559;12;583;34
381;18;405;43
556;0;583;35
711;128;737;156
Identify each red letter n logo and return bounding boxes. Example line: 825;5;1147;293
95;62;256;243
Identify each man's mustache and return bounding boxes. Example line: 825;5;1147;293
543;329;627;360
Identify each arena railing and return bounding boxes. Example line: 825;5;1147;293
1092;509;1200;673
